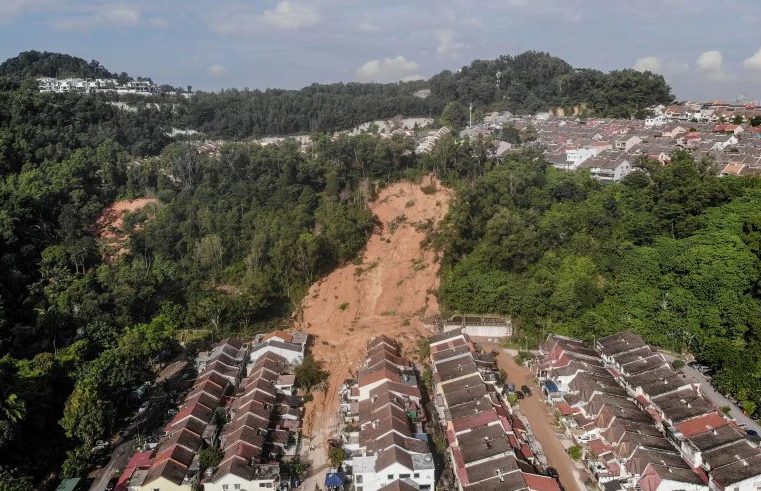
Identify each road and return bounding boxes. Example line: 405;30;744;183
489;346;587;491
658;352;761;434
297;410;337;491
88;438;134;491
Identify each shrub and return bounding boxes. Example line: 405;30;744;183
568;445;583;461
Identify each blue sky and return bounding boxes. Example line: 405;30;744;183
1;0;760;100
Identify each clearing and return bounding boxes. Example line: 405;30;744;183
295;175;450;477
95;197;159;261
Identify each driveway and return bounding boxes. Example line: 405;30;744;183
489;346;587;491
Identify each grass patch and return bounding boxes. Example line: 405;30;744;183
339;302;349;311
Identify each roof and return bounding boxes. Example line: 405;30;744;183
377;480;421;491
141;458;188;487
674;411;727;437
522;472;562;491
56;478;82;491
324;472;346;487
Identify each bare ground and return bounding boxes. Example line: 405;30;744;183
295;176;450;477
95;197;159;261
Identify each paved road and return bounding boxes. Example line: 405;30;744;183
88;438;134;491
491;346;587;491
658;353;761;434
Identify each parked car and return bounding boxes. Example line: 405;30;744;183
138;401;150;414
105;477;118;490
545;467;559;479
515;390;525;400
521;385;532;396
746;429;759;437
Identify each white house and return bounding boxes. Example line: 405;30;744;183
249;339;304;366
203;460;280;491
584;159;633;183
352;449;435;491
645;115;667;127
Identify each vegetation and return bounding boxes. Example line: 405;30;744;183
294;356;330;393
328;446;346;467
568;445;583;461
198;447;224;470
439;150;761;420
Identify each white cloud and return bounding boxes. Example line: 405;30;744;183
697;50;731;81
211;2;319;35
743;47;761;71
436;29;465;57
356;56;422;83
261;1;320;30
54;5;139;29
207;64;227;77
634;56;663;73
0;0;53;21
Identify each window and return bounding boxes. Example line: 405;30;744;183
400;474;410;479
357;487;363;491
355;476;363;484
234;485;241;490
414;473;420;478
222;486;229;491
387;474;394;480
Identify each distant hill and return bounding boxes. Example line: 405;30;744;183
0;50;674;137
0;50;125;81
179;51;673;137
429;51;674;118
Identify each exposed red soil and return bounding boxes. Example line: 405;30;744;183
296;176;451;442
95;197;158;261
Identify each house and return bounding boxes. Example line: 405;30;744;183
203;461;280;491
645;115;667;127
581;156;632;183
249;339;304;366
352;449;435;491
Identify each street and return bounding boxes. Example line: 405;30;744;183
88;438;134;491
489;346;588;491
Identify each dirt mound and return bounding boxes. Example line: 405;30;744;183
95;198;158;261
296;175;450;449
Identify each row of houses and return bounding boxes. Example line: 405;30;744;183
536;331;761;491
428;329;561;491
37;77;157;94
655;102;761;126
119;331;309;491
339;335;436;491
123;338;249;490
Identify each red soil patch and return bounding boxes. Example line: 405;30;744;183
95;198;159;261
296;175;451;446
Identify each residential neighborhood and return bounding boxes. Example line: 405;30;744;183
536;331;761;491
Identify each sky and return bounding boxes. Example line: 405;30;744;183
1;0;760;101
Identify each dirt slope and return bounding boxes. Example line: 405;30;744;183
297;175;450;442
95;198;158;261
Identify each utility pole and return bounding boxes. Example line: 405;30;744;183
469;103;473;128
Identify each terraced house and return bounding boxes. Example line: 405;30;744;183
429;329;561;491
536;332;761;491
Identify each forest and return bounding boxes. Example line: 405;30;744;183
438;151;761;420
1;50;673;139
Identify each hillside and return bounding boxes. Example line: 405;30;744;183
296;176;450;477
0;50;122;81
0;50;673;138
